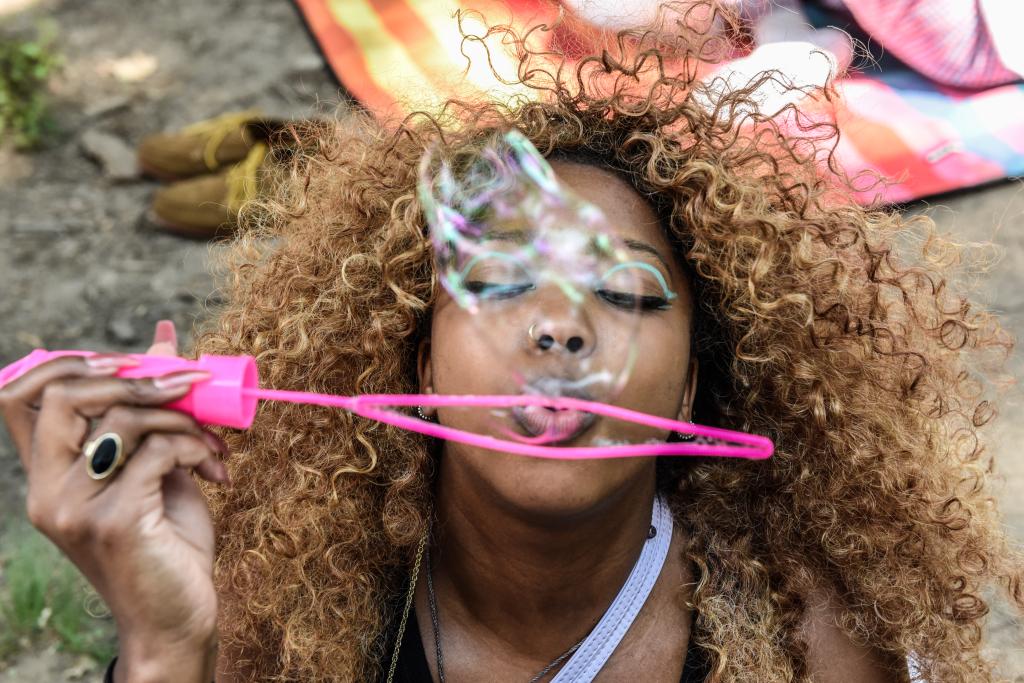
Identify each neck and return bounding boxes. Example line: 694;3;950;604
430;459;658;655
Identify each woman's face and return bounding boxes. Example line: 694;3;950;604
419;160;696;517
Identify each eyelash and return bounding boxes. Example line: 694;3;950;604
464;281;671;311
595;289;672;311
464;281;534;299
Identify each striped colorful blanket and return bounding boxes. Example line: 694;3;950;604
294;0;1024;205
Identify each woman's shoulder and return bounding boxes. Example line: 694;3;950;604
797;587;904;683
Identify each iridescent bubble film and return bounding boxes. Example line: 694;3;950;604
417;131;682;448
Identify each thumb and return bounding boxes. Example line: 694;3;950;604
147;320;179;356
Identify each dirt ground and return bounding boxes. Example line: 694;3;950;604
0;0;1022;680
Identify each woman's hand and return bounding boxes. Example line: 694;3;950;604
0;321;229;683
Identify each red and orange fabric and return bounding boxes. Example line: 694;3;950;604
294;0;1024;204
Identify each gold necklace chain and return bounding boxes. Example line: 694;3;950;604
425;542;586;683
386;507;663;681
385;532;580;683
386;533;427;683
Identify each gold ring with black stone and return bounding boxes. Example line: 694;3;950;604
84;433;126;481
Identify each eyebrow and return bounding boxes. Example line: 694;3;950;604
622;238;671;272
481;230;671;272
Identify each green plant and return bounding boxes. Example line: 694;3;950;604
0;522;116;663
0;24;61;150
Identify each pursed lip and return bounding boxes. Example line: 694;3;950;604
510;381;598;444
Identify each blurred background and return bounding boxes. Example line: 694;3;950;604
0;0;1021;680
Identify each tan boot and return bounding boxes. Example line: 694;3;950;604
147;142;268;239
137;110;276;181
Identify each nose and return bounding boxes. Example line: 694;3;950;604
528;319;593;356
520;280;598;359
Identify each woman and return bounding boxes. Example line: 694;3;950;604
1;10;1020;682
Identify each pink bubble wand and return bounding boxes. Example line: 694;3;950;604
0;350;773;460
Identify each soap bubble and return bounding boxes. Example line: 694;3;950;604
417;130;682;449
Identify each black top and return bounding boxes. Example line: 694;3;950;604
105;607;709;682
388;606;710;683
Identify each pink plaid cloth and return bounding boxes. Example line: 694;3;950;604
833;0;1019;89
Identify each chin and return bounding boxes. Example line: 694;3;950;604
446;444;646;523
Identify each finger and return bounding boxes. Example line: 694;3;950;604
111;432;229;500
147;320;178;356
92;406;209;453
31;372;210;480
147;342;177;357
28;437;223;576
192;449;231;485
65;416;227;504
78;407;225;490
27;426;227;551
0;355;140;467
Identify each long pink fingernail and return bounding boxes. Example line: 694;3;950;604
85;354;141;370
152;370;212;390
154;320;178;348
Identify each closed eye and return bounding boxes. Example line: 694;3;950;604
595;289;672;311
595;261;677;312
465;281;535;299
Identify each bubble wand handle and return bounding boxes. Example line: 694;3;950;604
0;350;260;429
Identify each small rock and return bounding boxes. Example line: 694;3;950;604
11;216;89;234
61;655;97;680
106;317;139;344
15;331;44;348
0;145;33;183
99;51;159;83
11;218;63;234
54;240;79;260
290;53;324;74
79;129;138;181
84;95;131;118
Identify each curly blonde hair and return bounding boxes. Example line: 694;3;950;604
195;7;1022;681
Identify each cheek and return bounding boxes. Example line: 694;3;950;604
618;313;691;417
429;301;506;394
